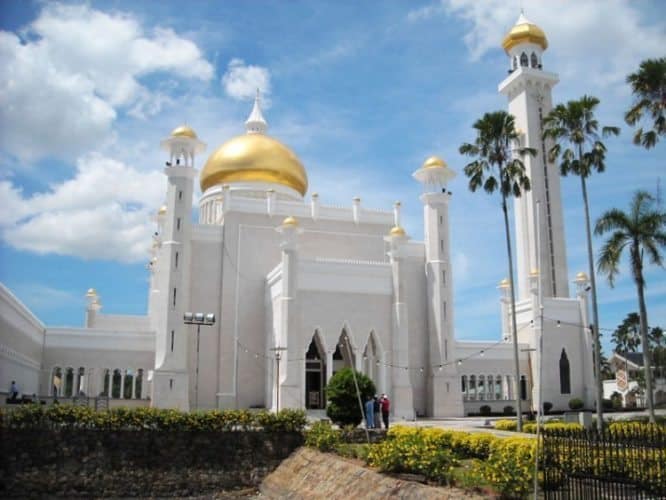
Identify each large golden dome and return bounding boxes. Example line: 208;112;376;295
502;14;548;53
200;133;308;195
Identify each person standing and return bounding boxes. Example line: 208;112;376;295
364;396;375;429
9;380;19;401
373;395;381;429
381;393;390;430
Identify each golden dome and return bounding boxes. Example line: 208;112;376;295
498;278;511;288
576;271;589;281
422;156;447;169
282;216;298;227
389;225;406;237
200;134;308;195
86;288;97;296
170;125;198;139
157;205;167;215
502;15;548;52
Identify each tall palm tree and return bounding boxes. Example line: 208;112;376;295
625;57;666;149
595;190;666;423
542;95;619;431
459;111;535;432
612;312;642;354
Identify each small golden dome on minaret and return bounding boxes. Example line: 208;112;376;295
389;225;406;237
170;125;198;139
502;13;548;53
282;216;299;227
157;205;167;215
422;156;447;169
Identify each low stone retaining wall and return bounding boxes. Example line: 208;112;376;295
260;447;484;499
1;429;303;497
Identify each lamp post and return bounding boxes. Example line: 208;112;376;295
184;312;215;409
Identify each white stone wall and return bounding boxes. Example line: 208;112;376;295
0;284;44;397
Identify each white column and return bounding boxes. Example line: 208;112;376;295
325;351;333;386
120;371;126;399
132;371;137;399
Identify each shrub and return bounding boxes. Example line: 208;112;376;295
0;404;307;433
325;368;376;427
543;401;553;414
305;420;340;451
479;405;491;416
476;437;537;498
610;391;623;410
366;427;458;483
494;419;517;431
503;405;515;415
568;398;584;410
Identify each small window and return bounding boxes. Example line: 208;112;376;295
560;349;571;394
171;330;175;352
444;339;448;360
439;215;443;225
530;52;538;68
520;52;528;67
175;252;179;269
178;190;183;201
442;270;446;285
443;301;447;321
520;375;528;400
440;239;444;251
169;379;173;390
512;56;518;70
173;288;177;307
176;218;181;231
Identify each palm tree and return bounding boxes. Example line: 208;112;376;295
612;312;642;354
542;95;619;431
625;57;666;149
459;111;535;431
595;190;666;423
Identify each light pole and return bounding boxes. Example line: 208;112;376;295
184;312;215;409
269;346;287;412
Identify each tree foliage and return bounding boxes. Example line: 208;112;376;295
625;57;666;149
325;368;375;427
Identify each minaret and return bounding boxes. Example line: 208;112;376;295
413;156;463;417
499;13;569;300
152;125;206;410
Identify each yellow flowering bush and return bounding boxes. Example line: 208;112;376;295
476;437;537;499
0;404;307;432
494;419;517;431
305;420;341;451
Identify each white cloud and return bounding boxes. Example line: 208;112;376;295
410;1;665;92
222;58;271;101
0;154;165;263
0;3;213;162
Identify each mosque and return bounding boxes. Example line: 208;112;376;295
0;14;596;418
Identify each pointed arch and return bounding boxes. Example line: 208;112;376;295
530;52;538;68
362;330;381;386
559;348;571;394
305;330;327;409
520;52;528;67
334;326;357;373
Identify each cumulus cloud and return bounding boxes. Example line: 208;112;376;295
0;3;213;162
408;0;665;91
0;154;165;263
222;58;271;101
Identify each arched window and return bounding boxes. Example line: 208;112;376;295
512;56;518;70
461;375;467;400
102;369;110;397
477;375;485;400
112;369;122;398
124;370;134;399
469;375;476;400
64;367;74;397
520;52;528;67
487;375;494;400
495;375;502;400
520;375;528;400
76;367;85;396
136;369;144;399
52;367;62;396
560;349;571;394
530;52;538;68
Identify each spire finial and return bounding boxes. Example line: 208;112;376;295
245;89;268;134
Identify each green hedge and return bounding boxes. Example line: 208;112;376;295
0;405;307;432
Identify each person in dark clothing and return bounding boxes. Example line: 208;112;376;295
373;396;381;429
380;393;390;430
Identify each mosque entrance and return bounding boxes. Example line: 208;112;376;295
305;335;326;409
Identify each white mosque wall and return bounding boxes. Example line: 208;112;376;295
0;283;45;397
87;313;150;331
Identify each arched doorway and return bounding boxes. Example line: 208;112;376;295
333;329;355;375
305;333;326;409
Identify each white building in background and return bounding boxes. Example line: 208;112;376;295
1;15;596;417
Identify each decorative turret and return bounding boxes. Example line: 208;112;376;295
502;12;548;72
160;125;206;167
245;90;268;134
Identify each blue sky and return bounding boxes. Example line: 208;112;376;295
0;0;664;355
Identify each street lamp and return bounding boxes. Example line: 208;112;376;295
184;311;215;409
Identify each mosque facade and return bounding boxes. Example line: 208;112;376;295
0;15;595;418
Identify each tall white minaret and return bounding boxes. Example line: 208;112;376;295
152;125;206;410
413;157;463;417
499;13;569;300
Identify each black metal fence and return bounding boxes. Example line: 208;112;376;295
542;425;666;499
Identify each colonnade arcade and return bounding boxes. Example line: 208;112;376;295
304;328;385;410
460;373;529;401
50;366;150;399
